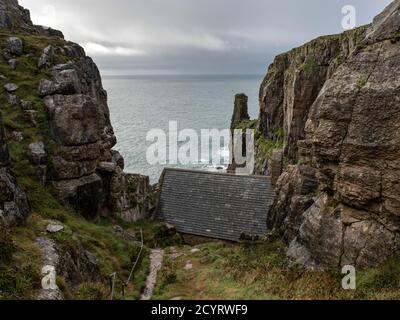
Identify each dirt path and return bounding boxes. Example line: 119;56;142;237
140;249;165;300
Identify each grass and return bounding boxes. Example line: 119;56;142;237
152;242;400;300
357;75;369;89
299;56;317;72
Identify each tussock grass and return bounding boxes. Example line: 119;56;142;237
153;242;400;300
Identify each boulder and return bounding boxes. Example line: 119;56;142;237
38;45;55;69
44;94;105;146
53;69;81;95
38;79;57;97
6;37;23;55
7;93;20;106
4;83;18;93
27;141;46;165
34;26;64;38
97;161;117;174
46;223;64;233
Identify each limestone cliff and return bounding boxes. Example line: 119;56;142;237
256;0;400;269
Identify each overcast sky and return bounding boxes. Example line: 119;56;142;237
19;0;392;75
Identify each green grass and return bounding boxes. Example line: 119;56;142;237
357;75;369;89
152;242;400;300
299;56;317;72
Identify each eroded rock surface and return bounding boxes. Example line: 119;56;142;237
0;113;30;228
262;1;400;268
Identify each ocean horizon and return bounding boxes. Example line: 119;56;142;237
103;74;262;183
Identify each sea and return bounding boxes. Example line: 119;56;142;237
103;75;262;183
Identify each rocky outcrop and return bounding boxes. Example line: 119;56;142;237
0;0;153;222
230;93;250;130
36;233;101;300
38;51;128;219
109;168;154;222
0;0;32;31
0;0;63;37
0;113;30;227
228;94;250;173
261;1;400;268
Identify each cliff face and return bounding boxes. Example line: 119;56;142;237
0;112;29;227
258;0;400;269
0;0;157;299
0;0;154;224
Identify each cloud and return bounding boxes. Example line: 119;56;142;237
83;42;145;56
19;0;393;75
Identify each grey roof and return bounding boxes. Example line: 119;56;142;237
158;168;275;242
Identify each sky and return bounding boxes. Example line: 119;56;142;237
19;0;393;75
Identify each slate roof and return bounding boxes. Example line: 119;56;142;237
158;168;275;242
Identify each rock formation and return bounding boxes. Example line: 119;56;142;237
0;0;63;37
0;113;30;227
257;0;400;269
0;0;155;223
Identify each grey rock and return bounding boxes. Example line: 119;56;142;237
8;58;17;70
7;93;20;106
44;94;106;146
53;69;81;95
34;25;64;38
97;161;117;173
21;100;33;110
38;79;57;97
38;45;55;69
109;167;151;222
6;37;23;56
46;224;64;233
4;83;18;93
263;2;400;269
0;73;6;80
0;0;33;31
53;173;103;219
111;150;125;170
0;167;30;228
230;93;250;130
39;70;81;96
27;141;46;165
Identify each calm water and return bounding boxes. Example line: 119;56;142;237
103;75;262;183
